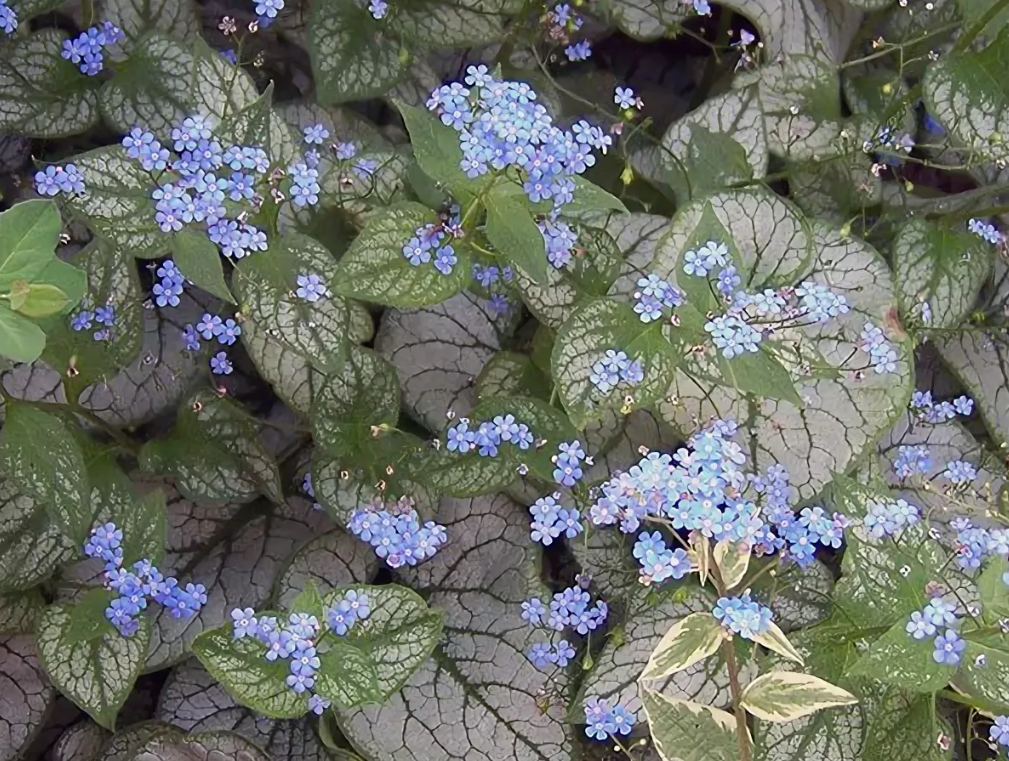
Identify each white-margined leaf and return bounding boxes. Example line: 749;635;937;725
741;671;857;722
713;540;750;591
0;476;75;591
128;730;272;761
641;688;740;761
721;0;861;64
640;612;725;681
893;219;991;330
98;33;258;139
99;0;200;53
333;203;470;308
0;29;99;138
234;234;355;373
923;31;1009;166
36;605;150;730
157;660;332;761
275;527;377;610
374;289;515;430
0;633;55;761
574;585;752;726
336;494;575;761
753;622;805;666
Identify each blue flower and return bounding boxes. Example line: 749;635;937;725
303;124;330;145
991;716;1009;747
335;142;357;160
922;598;957;628
953;395;974;416
527;642;554;669
308;694;331;715
0;2;17;33
713;594;773;640
564;40;592;61
446;420;475;453
932;630;965;665
367;0;388;17
584;696;633;741
521;597;546;625
231;607;259;639
614;86;637;110
210;352;233;375
945;459;977;484
905;611;936;640
264;630;296;660
296;273;328;302
217;318;241;346
553;639;576;667
894;445;931;478
255;0;284;18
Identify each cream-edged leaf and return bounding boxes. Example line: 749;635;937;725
741;671;857;722
640;612;725;681
753;621;805;666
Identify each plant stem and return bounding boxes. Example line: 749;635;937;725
952;0;1009;53
722;639;752;761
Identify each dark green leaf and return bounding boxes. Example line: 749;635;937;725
171;229;235;304
395;100;481;200
485;184;548;285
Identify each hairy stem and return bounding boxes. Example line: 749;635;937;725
723;639;752;761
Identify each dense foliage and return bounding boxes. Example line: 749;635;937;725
0;0;1008;759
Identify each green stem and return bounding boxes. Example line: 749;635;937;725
952;0;1009;53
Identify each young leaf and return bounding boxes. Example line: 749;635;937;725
37;604;151;731
0;402;90;542
641;688;739;761
0;199;63;288
0;305;46;363
713;540;750;591
64;588;116;646
395;100;480;200
741;671;857;722
170;229;234;304
485;185;548;285
333;203;470;307
752;621;805;665
640;612;725;681
565;176;629;214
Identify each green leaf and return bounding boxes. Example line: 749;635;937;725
0;199;63;288
475;351;552;402
171;230;234;304
715;345;804;407
862;688;952;761
565;176;629;215
234;234;355;372
139;391;284;505
953;640;1009;711
923;28;1009;165
99;33;258;138
0;588;43;634
65;588;116;646
217;82;300;168
719;0;860;64
0;476;75;591
485;184;548;285
385;0;507;47
741;672;858;722
0;29;100;137
395;100;480;200
979;557;1009;623
309;0;409;104
315;585;443;708
893;219;992;330
99;0;201;53
640;612;725;681
12;283;72;319
0;305;46;363
553;298;682;428
192;615;310;719
641;688;739;761
847;621;955;692
333;202;470;307
0;402;90;542
37;604;150;730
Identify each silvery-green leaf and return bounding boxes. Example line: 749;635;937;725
721;0;861;64
955;640;1009;711
643;201;911;500
923;31;1009;165
788;149;881;226
0;589;42;634
40;239;145;392
139;391;284;505
60;145;164;257
389;0;505;46
846;621;955;692
98;33;257;139
936;329;1009;447
861;688;953;761
279;101;391;151
128;730;272;761
893;219;991;330
0;476;75;591
309;0;408;105
275;528;377;609
0;401;89;541
568;529;638;603
216;83;301;169
0;633;55;761
143;493;328;671
0;29;99;138
575;585;749;726
375;290;514;430
8;0;71;23
51;720;109;761
337;494;574;761
99;0;200;53
752;560;834;633
474;351;552;402
234;234;354;372
157;660;332;761
607;0;688;39
37;605;150;730
660;88;767;203
641;689;739;761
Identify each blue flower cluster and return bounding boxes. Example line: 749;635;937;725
347;506;447;569
0;0;16;34
402;221;458;275
863;498;921;540
712;593;773;640
552;440;587;487
445;414;535;457
588;420;847;571
35;164;86;196
83;522;205;636
945;459;978;485
910;390;974;422
523;584;608;669
583;696;635;741
61;22;123;75
969;218;1001;245
705;314;761;358
633;273;683;323
633;531;690;584
181;312;242;374
589;349;643;393
683;241;729;277
614;86;640;111
153;259;185;308
951;517;1009;571
471;263;514;288
859;323;897;374
70;299;117;342
894;444;931;478
425;68;611;265
540;218;578;269
904;597;964;665
529;493;583;546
